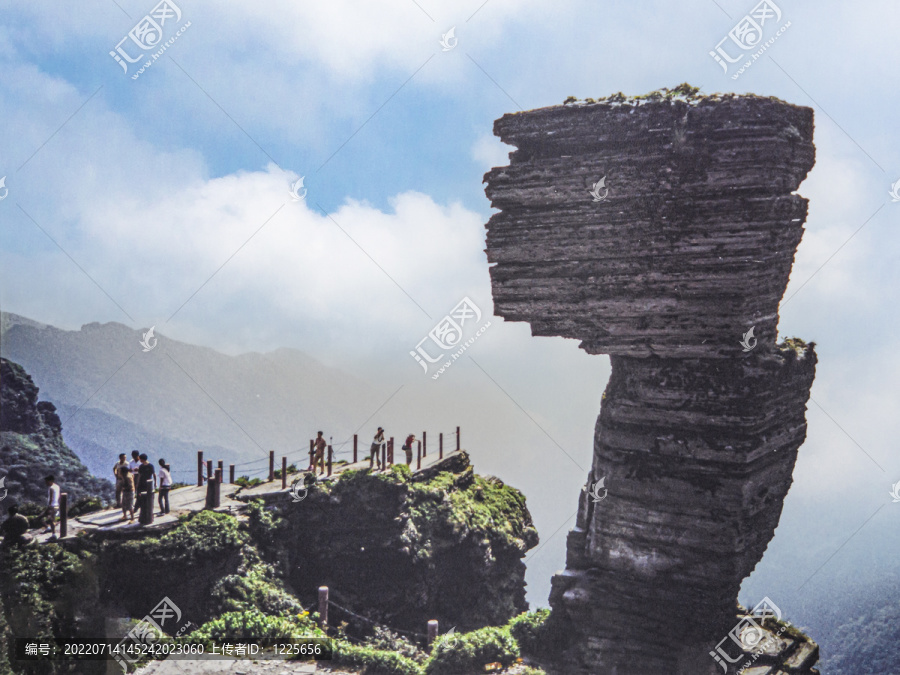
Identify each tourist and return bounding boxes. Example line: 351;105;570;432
370;427;385;470
113;453;128;508
43;475;60;540
136;454;156;525
120;466;135;522
311;432;327;475
1;506;33;547
402;434;416;466
157;459;172;515
128;450;141;485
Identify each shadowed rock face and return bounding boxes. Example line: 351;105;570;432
483;89;819;674
485;93;814;358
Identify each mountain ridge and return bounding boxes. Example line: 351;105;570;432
1;311;381;482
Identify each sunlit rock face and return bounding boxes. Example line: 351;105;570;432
483;88;820;674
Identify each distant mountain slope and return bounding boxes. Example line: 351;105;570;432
0;358;113;506
0;312;380;482
55;403;238;483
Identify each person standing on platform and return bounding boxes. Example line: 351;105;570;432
120;466;135;522
402;434;416;466
311;432;327;475
370;427;385;470
157;459;172;515
128;451;141;488
113;453;128;508
42;475;61;541
136;454;156;525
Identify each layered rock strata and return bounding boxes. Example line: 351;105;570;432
485;89;814;358
482;87;819;674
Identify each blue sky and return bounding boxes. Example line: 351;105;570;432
2;0;900;612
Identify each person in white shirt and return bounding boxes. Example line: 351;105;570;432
157;459;173;515
43;475;61;540
370;427;386;470
128;451;141;484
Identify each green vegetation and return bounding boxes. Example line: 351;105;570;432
0;544;96;646
102;510;295;624
189;608;322;642
561;83;706;107
508;609;551;657
423;625;519;674
273;463;298;479
333;640;423;675
67;495;105;518
211;560;302;616
408;473;538;557
363;626;426;663
779;337;814;359
234;475;264;489
246;454;536;632
0;595;14;675
0;451;546;674
245;497;289;553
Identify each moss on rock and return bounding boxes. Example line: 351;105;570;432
246;452;537;634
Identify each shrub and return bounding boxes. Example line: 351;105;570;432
364;626;426;663
274;464;298;479
424;626;519;675
246;498;288;554
101;511;252;624
68;495;105;517
391;464;412;480
508;609;550;656
333;640;423;675
210;562;301;616
189;609;322;643
0;544;94;643
234;476;263;489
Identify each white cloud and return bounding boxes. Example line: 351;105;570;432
471;132;510;172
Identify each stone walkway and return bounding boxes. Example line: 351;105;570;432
34;450;463;545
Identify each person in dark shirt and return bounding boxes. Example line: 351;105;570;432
119;466;135;522
2;506;33;547
136;454;156;525
311;432;327;475
113;453;128;508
